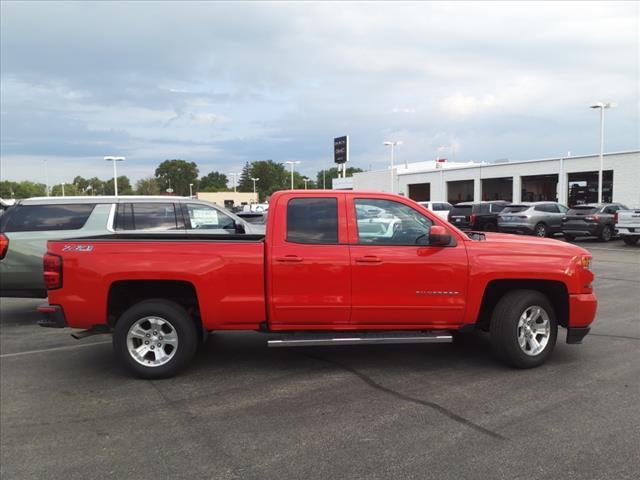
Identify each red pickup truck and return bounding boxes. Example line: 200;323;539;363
39;190;597;378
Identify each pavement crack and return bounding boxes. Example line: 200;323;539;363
301;352;507;441
589;333;640;341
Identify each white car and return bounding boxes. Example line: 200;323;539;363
616;208;640;245
418;201;453;221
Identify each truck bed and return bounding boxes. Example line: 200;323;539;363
46;235;266;331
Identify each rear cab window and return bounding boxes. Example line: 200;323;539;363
286;198;338;244
1;204;95;232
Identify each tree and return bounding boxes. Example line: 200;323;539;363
237;162;252;192
199;171;228;192
104;176;133;195
155;159;199;196
316;167;363;189
135;177;161;195
0;181;47;199
245;160;288;202
50;183;80;196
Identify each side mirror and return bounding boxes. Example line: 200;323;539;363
429;225;451;246
235;222;246;234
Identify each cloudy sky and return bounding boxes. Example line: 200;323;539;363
1;1;638;186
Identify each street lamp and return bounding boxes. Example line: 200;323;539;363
44;160;49;196
303;177;309;189
189;183;194;198
383;141;402;193
104;156;125;196
250;177;259;199
229;172;240;193
285;161;301;189
590;102;616;203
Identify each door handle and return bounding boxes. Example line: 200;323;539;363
276;255;304;263
355;256;382;264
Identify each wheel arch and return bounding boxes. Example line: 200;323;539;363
475;279;569;330
106;280;202;332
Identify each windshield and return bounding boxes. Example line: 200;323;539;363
502;205;529;213
568;206;599;215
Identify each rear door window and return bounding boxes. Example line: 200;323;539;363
287;198;338;244
2;204;95;232
490;203;506;213
115;203;179;231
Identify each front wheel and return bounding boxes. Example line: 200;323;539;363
113;299;198;379
599;225;612;242
622;236;639;245
490;290;557;368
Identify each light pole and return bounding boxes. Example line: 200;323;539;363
383;141;402;193
61;182;66;196
189;183;194;198
590;102;616;203
44;160;49;196
229;172;240;193
285;161;300;189
251;177;259;199
104;156;125;196
303;177;309;189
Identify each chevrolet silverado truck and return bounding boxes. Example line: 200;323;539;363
38;190;597;378
615;208;640;245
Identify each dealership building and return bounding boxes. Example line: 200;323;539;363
333;150;639;207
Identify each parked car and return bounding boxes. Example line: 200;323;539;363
616;208;640;245
417;201;453;221
561;203;628;242
0;196;261;298
236;211;267;225
498;202;569;237
448;201;509;231
39;191;596;378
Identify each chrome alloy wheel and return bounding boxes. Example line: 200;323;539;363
517;306;551;356
126;316;178;367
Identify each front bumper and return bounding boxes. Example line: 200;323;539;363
498;223;535;235
562;224;601;237
37;304;67;328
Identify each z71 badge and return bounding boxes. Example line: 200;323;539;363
62;245;94;252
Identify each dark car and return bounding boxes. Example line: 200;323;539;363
236;211;267;225
448;201;508;231
562;203;628;242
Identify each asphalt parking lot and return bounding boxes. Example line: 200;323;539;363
1;239;638;480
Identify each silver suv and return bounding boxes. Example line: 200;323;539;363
497;202;569;237
0;196;262;298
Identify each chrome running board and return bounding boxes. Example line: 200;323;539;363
267;331;453;348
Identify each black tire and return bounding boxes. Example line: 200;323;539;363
599;224;612;242
622;235;639;245
490;289;558;369
483;222;497;232
113;299;198;379
533;222;548;238
564;233;576;242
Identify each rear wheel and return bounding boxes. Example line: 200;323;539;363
599;225;612;242
534;222;548;237
483;222;497;232
113;299;198;379
622;236;639;245
490;290;557;368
